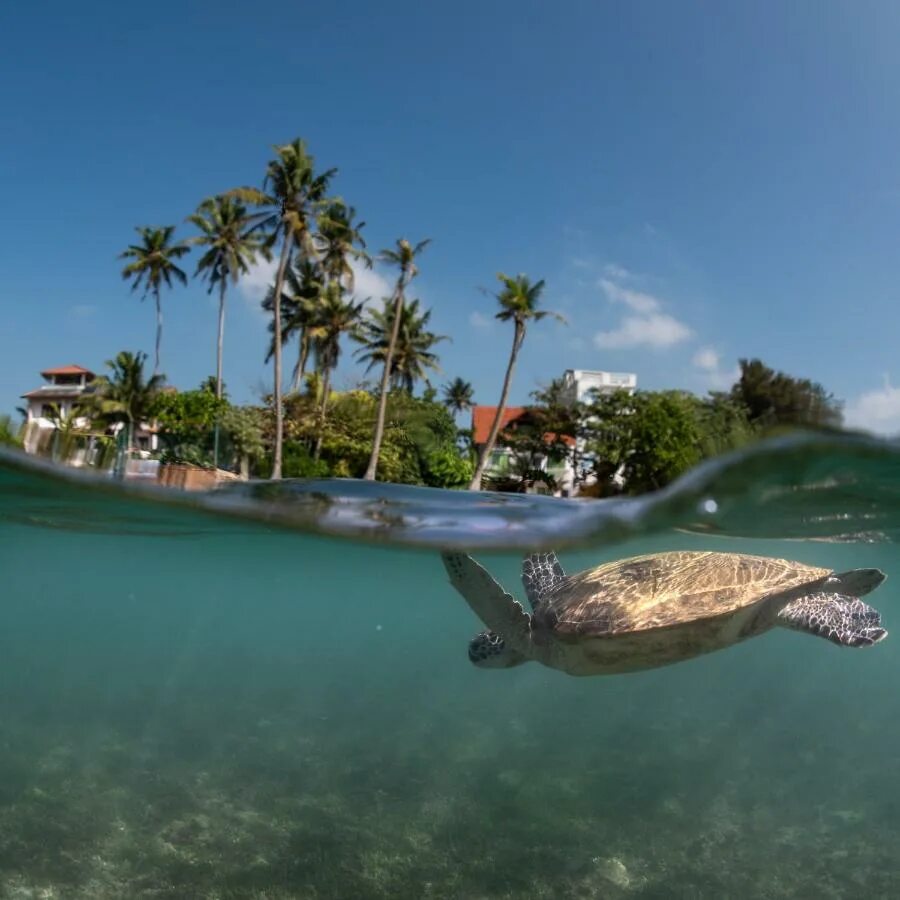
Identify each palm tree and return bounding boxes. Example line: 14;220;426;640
262;258;324;390
308;283;365;460
230;138;336;479
364;237;430;480
315;200;370;290
442;377;475;416
89;351;165;461
120;226;190;375
188;196;267;400
188;195;268;468
469;273;564;491
354;298;446;393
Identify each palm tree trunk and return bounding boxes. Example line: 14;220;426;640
364;291;404;481
153;288;163;376
313;364;332;461
469;321;525;491
291;330;309;392
213;279;227;470
270;234;294;480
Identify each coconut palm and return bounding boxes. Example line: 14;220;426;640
364;237;431;481
230;138;336;479
120;226;190;376
188;196;267;400
354;298;446;393
262;259;324;391
315;200;370;290
442;377;475;416
188;195;268;467
89;351;165;457
469;273;564;490
308;284;365;460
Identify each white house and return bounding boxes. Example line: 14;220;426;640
21;363;161;461
470;367;638;496
560;368;637;404
558;368;637;496
21;364;97;453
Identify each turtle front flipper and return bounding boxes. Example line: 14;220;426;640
441;552;532;651
522;552;566;609
777;593;888;647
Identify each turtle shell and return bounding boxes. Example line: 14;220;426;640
533;551;831;638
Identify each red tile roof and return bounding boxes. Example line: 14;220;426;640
41;364;95;377
471;406;527;444
471;405;575;448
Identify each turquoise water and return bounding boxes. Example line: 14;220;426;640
1;437;900;898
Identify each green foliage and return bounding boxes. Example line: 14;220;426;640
281;442;331;478
354;298;446;393
731;358;842;430
584;390;703;495
0;414;22;447
88;351;166;433
696;393;755;457
219;405;266;467
423;446;473;488
152;388;227;467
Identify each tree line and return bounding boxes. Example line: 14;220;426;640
118;136;560;489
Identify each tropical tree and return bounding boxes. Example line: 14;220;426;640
469;273;564;490
315;200;370;290
188;195;267;467
119;226;190;375
730;358;843;430
89;351;165;455
188;196;267;400
354;298;446;393
262;258;323;390
442;377;475;417
308;283;365;460
364;237;431;480
230;138;336;479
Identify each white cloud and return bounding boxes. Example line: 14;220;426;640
595;278;693;349
844;376;900;435
469;311;491;329
594;313;692;349
352;263;392;304
691;346;738;390
238;257;277;310
238;256;393;314
692;347;720;371
602;263;631;280
598;278;662;315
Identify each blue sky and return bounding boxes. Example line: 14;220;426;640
3;1;900;432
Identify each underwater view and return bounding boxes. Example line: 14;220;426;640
1;437;900;898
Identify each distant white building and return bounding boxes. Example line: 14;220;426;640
558;368;638;496
560;368;637;404
21;364;97;453
21;363;160;460
470;367;639;496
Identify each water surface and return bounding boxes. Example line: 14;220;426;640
1;437;899;898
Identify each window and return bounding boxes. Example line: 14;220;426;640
40;404;55;418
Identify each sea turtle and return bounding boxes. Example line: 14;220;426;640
441;550;888;676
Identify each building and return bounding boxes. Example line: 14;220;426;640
560;368;637;403
20;363;160;461
21;365;97;454
471;368;638;495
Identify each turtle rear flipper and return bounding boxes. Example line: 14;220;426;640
777;593;888;647
441;552;532;650
827;568;886;597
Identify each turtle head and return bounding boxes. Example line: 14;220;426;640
467;630;528;669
